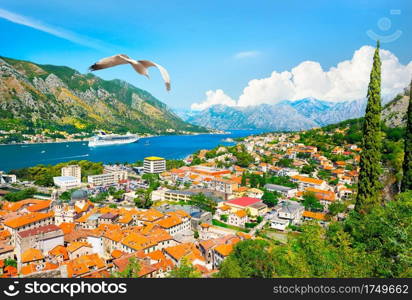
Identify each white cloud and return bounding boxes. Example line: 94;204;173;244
192;45;412;110
0;8;110;51
191;89;237;110
233;50;260;59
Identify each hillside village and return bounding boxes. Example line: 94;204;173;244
0;125;367;278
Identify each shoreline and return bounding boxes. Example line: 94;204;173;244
0;131;231;147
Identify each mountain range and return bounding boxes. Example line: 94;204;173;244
0;56;206;134
180;98;368;131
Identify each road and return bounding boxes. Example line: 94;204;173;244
249;215;270;236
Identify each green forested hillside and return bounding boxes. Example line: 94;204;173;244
0;56;207;137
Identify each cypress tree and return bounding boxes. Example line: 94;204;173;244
355;41;383;213
241;172;247;186
401;80;412;192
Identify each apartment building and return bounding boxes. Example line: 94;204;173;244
61;165;81;180
87;171;127;186
3;212;55;245
144;157;166;174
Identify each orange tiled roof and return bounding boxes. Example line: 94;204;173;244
0;230;11;240
146;250;167;261
121;232;156;251
4;212;54;229
2;199;51;212
118;214;133;224
63;253;106;278
302;211;327;221
21;248;44;263
164;243;204;262
236;231;252;240
156;215;182;229
49;245;69;260
214;243;234;257
67;241;92;253
139;209;164;222
219;205;231;211
305;187;336;202
235;210;247;218
59;222;76;234
111;249;125;259
20;262;59;276
291;175;325;185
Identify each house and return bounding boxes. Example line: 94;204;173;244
0;243;14;260
246;188;264;199
98;213;119;225
337;185;354;200
164;243;206;268
163;190;194;202
275;200;304;225
227;210;248;227
48;245;69;264
221;197;268;217
304;187;336;208
21;248;44;267
67;242;93;259
210;178;238;195
291;175;327;190
269;216;290;231
156;211;191;236
63;253;108;278
2;199;52;214
302;211;328;225
15;224;64;263
3;212;55;245
213;243;235;268
264;184;297;198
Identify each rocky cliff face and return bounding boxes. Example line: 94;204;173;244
0;56;206;134
382;94;410;128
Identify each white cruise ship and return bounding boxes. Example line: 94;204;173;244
88;132;139;147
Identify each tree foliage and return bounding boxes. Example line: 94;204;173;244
168;258;201;278
356;41;383;213
401;81;412;192
3;188;37;202
216;191;411;278
189;193;217;214
111;257;141;278
302;191;323;211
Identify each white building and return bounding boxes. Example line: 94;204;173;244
15;225;64;263
53;176;81;190
270;216;290;231
264;184;297;198
0;171;17;184
87;171;127;186
61;165;81;180
144;156;166;174
87;235;105;258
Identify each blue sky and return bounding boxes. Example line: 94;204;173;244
0;0;411;109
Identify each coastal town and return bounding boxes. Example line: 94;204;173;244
0;127;362;278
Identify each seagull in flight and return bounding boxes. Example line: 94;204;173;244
89;54;171;91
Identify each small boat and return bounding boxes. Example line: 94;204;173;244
41;150;46;153
66;145;70;147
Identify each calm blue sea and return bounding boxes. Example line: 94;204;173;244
0;130;265;171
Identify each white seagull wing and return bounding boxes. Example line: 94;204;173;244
138;60;171;91
89;54;131;71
